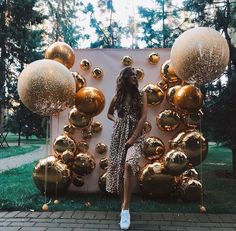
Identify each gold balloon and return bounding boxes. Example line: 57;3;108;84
170;27;230;84
169;130;188;149
142;84;164;106
163;149;189;176
98;172;107;193
136;68;144;80
157;80;168;92
99;157;108;170
75;87;105;117
69;107;92;129
81;128;93;140
182;110;203;128
72;72;86;92
139;162;176;198
77;140;89;153
33;156;71;195
122;56;133;66
160;60;181;84
95;143;108;155
166;85;182;106
91;121;103;134
80;59;91;71
92;67;104;79
61;150;75;164
173;85;204;113
17;59;76;116
143;136;165;161
72;153;96;175
156;109;181;131
72;175;84;187
143;121;152;134
63;124;75;136
53;135;77;155
148;52;160;64
44;42;75;69
182;168;199;180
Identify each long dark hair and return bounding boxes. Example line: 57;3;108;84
114;67;142;118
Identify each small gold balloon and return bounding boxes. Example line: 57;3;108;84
199;205;206;214
54;200;59;204
182;110;203;128
98;172;107;193
99;157;108;170
148;52;160;64
156;109;181;132
75;87;105;117
72;72;87;92
92;67;104;79
42;203;49;211
53;135;77;155
61;150;75;164
166;85;182;106
72;175;84;187
157;80;168;92
95;143;108;155
45;42;75;69
122;56;133;66
91;121;103;134
69;107;92;129
72;153;96;175
81;128;93;140
143;136;165;161
77;141;89;153
143;121;152;134
136;68;144;80
142;84;164;106
160;60;181;84
80;59;91;71
63;124;75;136
182;168;199;180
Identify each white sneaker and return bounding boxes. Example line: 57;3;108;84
119;209;130;230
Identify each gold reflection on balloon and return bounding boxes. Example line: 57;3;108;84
61;150;75;164
72;72;86;92
169;130;188;149
143;136;165;161
72;175;84;187
173;85;204;113
143;121;152;134
69;107;92;129
33;156;71;195
136;68;144;80
182;110;203;128
95;143;108;155
156;109;181;132
80;59;91;71
160;60;181;84
17;59;76;116
77;141;89;153
63;124;75;136
122;56;133;66
81;128;93;140
53;135;77;155
99;157;108;170
75;87;105;117
163;149;189;176
92;67;104;80
98;172;107;193
139;162;176;198
166;85;181;106
91;121;103;134
148;52;160;65
157;80;168;92
142;84;164;105
45;42;75;69
72;153;96;175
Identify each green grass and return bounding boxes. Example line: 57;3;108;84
6;133;46;145
0;144;236;213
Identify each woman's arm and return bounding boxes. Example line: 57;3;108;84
107;95;117;122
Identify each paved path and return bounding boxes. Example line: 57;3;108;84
0;144;48;173
0;210;236;231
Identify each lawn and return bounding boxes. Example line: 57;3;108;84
6;133;46;145
0;144;235;213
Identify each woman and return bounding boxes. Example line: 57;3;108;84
106;66;147;230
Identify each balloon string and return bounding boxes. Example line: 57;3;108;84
199;121;204;206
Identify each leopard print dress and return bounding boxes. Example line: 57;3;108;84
106;92;144;195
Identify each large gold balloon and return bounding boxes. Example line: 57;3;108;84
75;87;105;117
156;109;181;132
80;59;91;71
95;143;108;155
182;110;203;128
170;27;229;84
61;150;75;164
163;149;189;176
72;72;86;92
98;172;107;193
77;141;89;153
33;156;71;195
143;136;165;161
72;175;84;187
17;59;75;116
160;60;181;84
45;42;75;69
92;67;104;80
72;153;96;175
53;135;77;155
142;84;164;105
122;56;133;66
69;107;92;129
180;179;202;202
91;121;103;134
99;157;108;170
136;68;144;80
173;85;203;113
139;162;176;198
143;121;152;134
166;85;181;106
148;52;160;64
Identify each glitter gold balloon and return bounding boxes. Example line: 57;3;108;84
72;153;96;176
33;156;71;195
75;87;105;117
61;150;75;164
160;60;181;84
182;110;203;128
156;109;181;132
99;157;108;170
95;143;108;155
142;84;164;105
45;42;75;69
72;72;86;92
92;67;104;80
122;56;133;66
17;59;76;116
98;172;107;193
166;85;181;106
157;80;168;92
69;107;92;129
143;136;165;161
148;52;160;64
136;68;144;80
143;121;152;134
81;128;92;140
163;149;189;176
53;135;77;155
91;121;103;134
180;179;202;202
173;85;203;113
72;175;84;187
63;124;75;136
170;27;229;84
77;141;89;153
80;59;91;71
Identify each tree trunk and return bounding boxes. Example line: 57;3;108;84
18;122;21;146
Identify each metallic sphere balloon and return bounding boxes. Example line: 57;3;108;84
77;141;89;153
80;59;91;71
53;135;77;155
148;52;160;64
122;56;133;66
72;175;85;187
72;72;86;92
142;84;164;105
69;107;92;129
95;143;108;155
92;67;104;79
91;121;103;134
